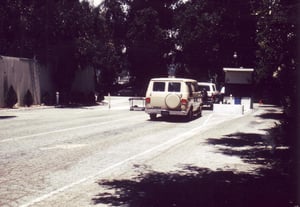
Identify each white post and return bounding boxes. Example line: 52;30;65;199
108;93;111;109
56;92;59;105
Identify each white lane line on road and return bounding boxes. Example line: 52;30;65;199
20;113;214;207
0;115;141;143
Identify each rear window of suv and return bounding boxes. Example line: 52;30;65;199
153;82;165;92
168;82;181;92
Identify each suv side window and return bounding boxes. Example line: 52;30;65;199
153;82;165;92
193;83;200;92
199;85;210;91
212;85;216;91
168;82;181;92
186;82;193;97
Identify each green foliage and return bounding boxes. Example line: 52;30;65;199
86;91;96;105
173;1;257;79
101;0;258;84
253;0;297;105
251;0;298;161
173;1;223;77
5;86;18;108
69;91;95;105
24;90;33;107
118;0;175;86
42;92;53;106
0;0;107;94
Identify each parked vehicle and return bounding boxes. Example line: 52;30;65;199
116;86;136;96
197;82;220;108
145;77;202;120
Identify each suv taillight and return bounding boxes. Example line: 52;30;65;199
145;97;151;104
181;99;188;105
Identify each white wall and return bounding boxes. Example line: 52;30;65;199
0;55;95;107
0;56;41;107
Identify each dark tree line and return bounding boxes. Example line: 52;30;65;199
0;0;298;106
0;0;106;93
103;0;258;87
102;0;297;103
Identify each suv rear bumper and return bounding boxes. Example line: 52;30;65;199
145;108;188;116
201;99;213;105
202;95;220;105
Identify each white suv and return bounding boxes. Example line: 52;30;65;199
197;82;220;108
145;77;202;120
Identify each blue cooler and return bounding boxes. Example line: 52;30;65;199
234;97;241;104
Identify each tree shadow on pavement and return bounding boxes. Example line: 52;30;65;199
0;115;17;119
147;114;202;123
92;131;298;207
93;167;295;207
206;132;298;206
54;102;101;109
255;105;284;120
256;112;284;120
207;132;284;165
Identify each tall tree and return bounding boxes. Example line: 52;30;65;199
0;0;37;57
253;0;298;105
99;0;128;92
0;0;107;95
102;0;176;89
125;0;176;87
173;0;224;79
252;0;298;154
173;0;256;81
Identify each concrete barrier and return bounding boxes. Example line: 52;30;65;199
213;103;244;115
241;97;253;112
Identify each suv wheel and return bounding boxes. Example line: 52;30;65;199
196;106;202;117
150;114;157;120
186;109;193;121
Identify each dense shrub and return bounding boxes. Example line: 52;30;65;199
59;92;70;105
42;92;53;105
86;91;96;104
5;86;17;108
70;91;85;104
96;91;104;102
70;91;96;105
24;90;33;107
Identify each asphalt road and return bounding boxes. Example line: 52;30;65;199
0;98;285;207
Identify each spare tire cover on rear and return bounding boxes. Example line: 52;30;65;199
165;94;181;109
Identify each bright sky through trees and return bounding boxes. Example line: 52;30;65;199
89;0;104;7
